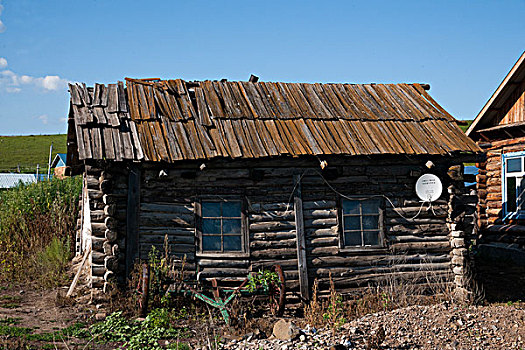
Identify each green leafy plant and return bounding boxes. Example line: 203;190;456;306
89;310;190;350
246;269;280;293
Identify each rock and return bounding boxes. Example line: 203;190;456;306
95;312;106;321
273;319;301;341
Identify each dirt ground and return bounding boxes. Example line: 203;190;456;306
1;282;524;349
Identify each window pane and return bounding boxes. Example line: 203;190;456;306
223;235;242;251
223;219;241;234
202;235;221;251
202;202;221;217
222;201;241;217
507;158;522;173
362;215;379;230
202;218;221;234
507;177;517;212
363;230;380;246
518;177;525;211
342;200;360;214
362;199;380;214
344;216;361;231
344;231;362;246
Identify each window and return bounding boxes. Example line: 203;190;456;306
340;198;384;248
198;200;246;253
502;152;525;219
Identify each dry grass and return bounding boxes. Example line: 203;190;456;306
304;258;456;330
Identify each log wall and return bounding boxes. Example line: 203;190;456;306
80;156;476;298
475;138;525;301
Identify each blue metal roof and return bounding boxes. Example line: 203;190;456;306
51;153;67;168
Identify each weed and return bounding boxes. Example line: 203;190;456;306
246;269;280;293
323;273;346;332
304;279;324;327
0;317;21;325
89;310;190;350
0;176;81;287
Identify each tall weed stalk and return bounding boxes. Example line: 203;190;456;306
0;176;81;287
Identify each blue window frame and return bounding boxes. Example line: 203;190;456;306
502;151;525;220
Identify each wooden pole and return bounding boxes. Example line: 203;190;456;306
126;164;141;277
293;174;310;300
67;245;91;297
47;143;53;180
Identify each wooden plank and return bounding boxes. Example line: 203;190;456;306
294;174;310;300
254;83;278;119
252;120;279;156
102;127;116;160
184;119;206;159
119;120;134;160
241;119;267;157
218;119;243;158
172;121;196;159
91;127;104;159
107;84;119;114
262;120;288;154
117;81;128;113
69;84;82;105
201;81;226;118
93;106;108;125
129;120;145;160
231;119;254;157
160;118;184;160
126;165;141;277
194;87;213;126
239;82;266;118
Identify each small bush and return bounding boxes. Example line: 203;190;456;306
89;310;190;350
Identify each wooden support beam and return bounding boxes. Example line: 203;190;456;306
294;174;310;300
126;164;141;277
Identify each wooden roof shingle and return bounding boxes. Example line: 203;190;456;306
67;78;481;162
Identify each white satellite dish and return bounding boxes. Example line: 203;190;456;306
415;174;442;202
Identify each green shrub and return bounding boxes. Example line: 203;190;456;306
0;176;82;286
89;310;190;350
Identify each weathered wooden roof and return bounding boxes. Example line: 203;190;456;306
67;78;480;162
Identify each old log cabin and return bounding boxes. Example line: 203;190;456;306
466;51;525;299
66;78;481;300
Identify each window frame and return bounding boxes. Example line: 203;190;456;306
337;196;386;252
195;197;249;257
502;151;525;220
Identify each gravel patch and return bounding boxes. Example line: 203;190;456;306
219;303;525;350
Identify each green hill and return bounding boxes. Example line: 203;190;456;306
0;134;67;173
459;120;473;133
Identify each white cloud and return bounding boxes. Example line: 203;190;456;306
38;76;65;91
0;61;69;93
0;5;5;33
37;115;49;125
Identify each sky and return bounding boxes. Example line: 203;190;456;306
0;0;524;135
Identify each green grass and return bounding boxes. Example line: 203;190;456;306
459;120;473;133
0;134;67;173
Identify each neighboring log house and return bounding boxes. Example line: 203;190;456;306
66;78;481;300
466;51;525;299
